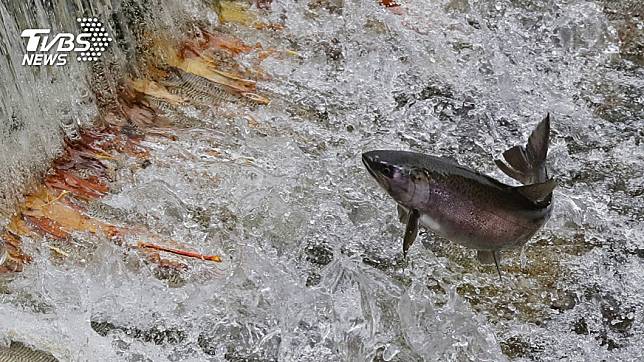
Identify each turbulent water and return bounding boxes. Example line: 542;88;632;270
0;0;642;361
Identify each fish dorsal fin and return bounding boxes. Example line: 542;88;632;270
515;179;557;202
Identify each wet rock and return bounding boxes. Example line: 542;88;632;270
631;248;644;259
478;60;494;75
599;0;644;65
550;290;577;312
372;344;407;362
306;272;321;287
599;332;623;351
393;92;411;110
322;38;344;63
216;206;239;232
154;266;187;288
466;16;481;29
600;296;635;333
198;323;281;360
418;83;454;101
500;336;543;359
140;159;152;169
362;254;407;273
343;199;376;225
188;206;211;229
308;0;343;15
305;243;334;266
444;0;470;13
573;318;589;335
91;320;186;345
364;17;390;35
361;253;412;288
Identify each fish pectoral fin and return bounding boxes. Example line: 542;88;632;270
514;178;557;203
397;204;409;224
476;250;496;264
402;209;419;256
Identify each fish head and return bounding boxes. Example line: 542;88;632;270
362;150;430;206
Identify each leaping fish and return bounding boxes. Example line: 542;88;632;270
362;114;556;278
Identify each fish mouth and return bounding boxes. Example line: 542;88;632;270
362;153;379;179
362;152;388;185
362;152;394;194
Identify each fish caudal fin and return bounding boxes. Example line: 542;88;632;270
495;113;551;185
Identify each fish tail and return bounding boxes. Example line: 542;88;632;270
495;113;550;184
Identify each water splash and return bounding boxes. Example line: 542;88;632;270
0;0;642;360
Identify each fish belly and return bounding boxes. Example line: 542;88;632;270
419;213;444;233
418;208;538;251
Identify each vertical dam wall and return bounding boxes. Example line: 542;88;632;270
0;0;210;215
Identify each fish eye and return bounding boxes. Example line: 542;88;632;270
381;165;394;178
377;164;399;178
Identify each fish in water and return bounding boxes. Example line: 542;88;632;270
362;114;556;277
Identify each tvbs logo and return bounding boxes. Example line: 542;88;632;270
21;17;112;66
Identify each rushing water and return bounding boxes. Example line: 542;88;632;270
0;0;642;361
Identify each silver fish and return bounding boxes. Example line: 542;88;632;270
362;114;556;277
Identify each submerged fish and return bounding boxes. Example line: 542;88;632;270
362;114;556;277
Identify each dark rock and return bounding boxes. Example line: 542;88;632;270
91;320;186;345
306;272;321;287
500;336;542;359
305;243;334;266
601;296;634;333
573;318;589;335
